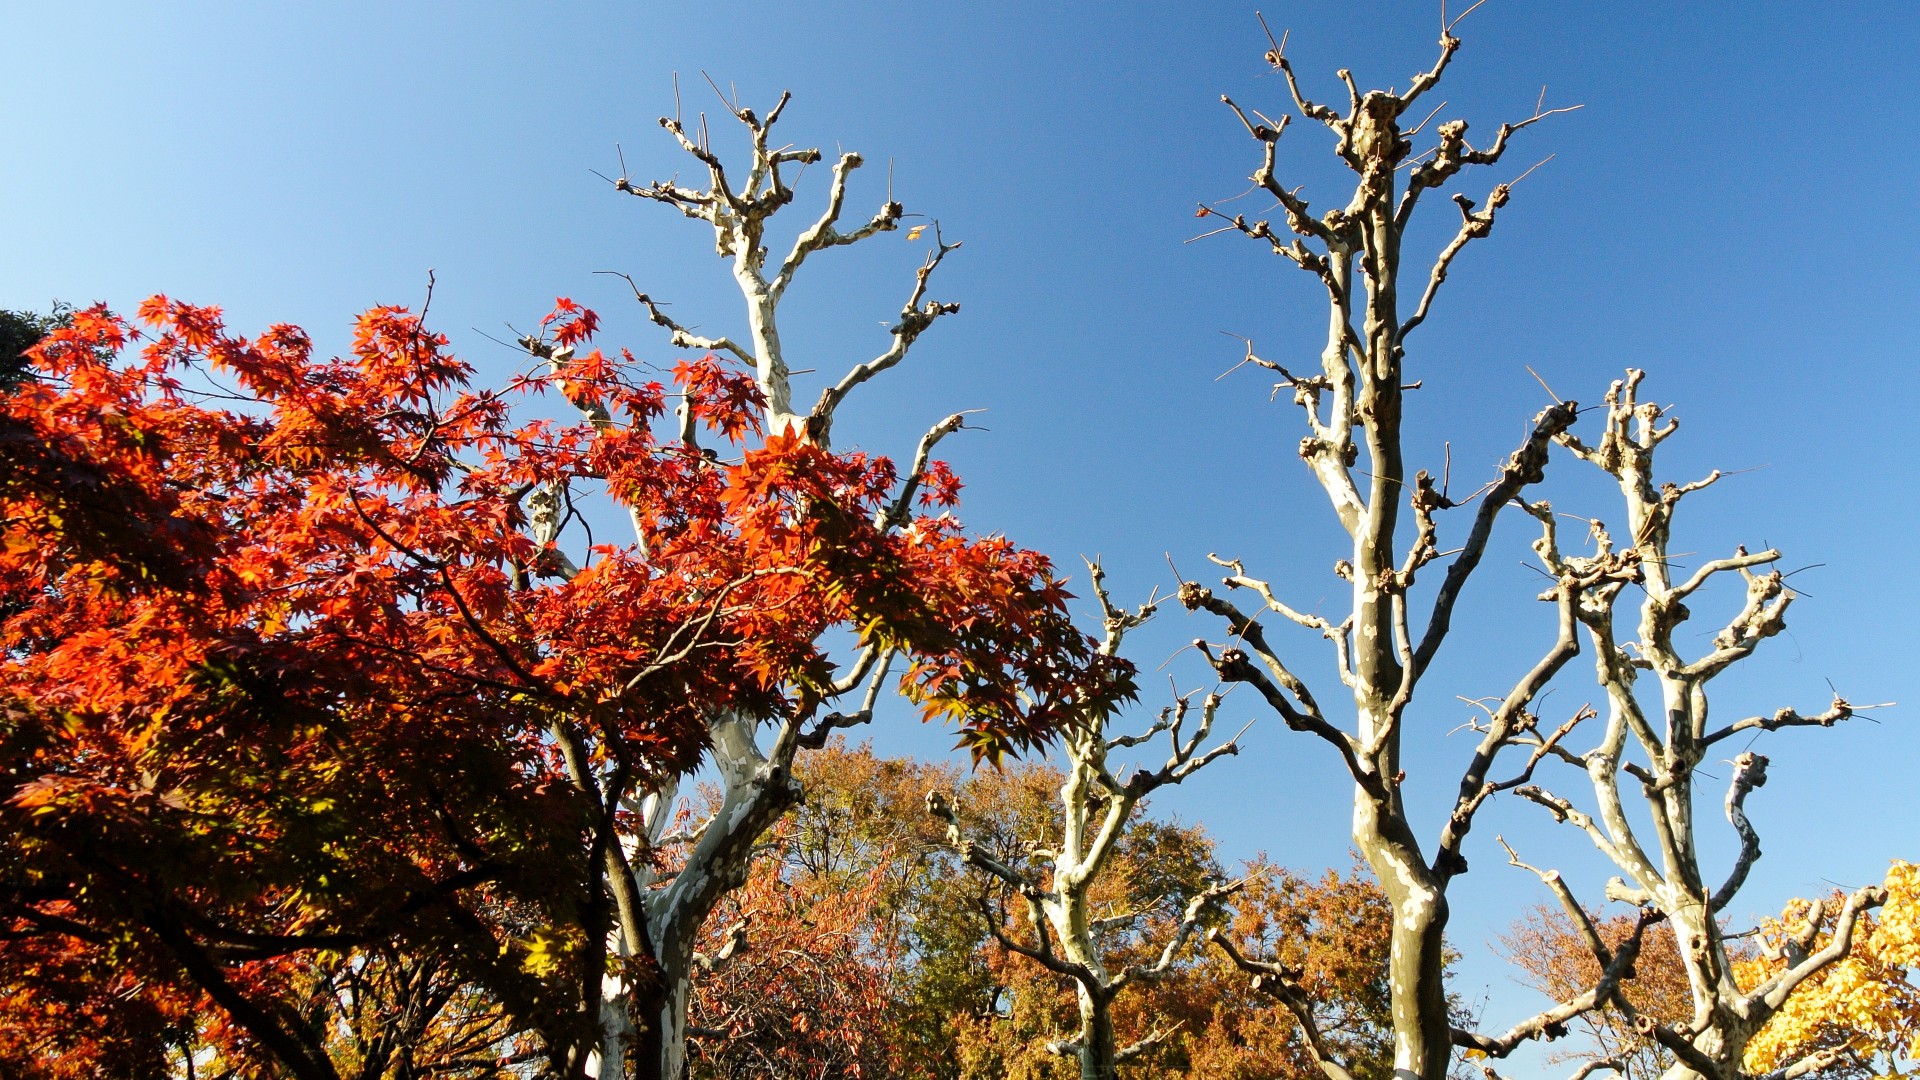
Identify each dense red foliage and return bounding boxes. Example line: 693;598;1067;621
0;298;1120;1077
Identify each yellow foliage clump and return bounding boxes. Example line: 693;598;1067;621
1740;861;1920;1077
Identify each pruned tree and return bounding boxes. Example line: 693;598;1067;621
1179;16;1669;1080
1495;370;1896;1080
1173;859;1400;1080
511;89;1122;1079
592;739;1404;1079
683;818;898;1079
1499;864;1920;1080
929;562;1250;1078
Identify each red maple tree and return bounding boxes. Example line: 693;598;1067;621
0;296;1121;1078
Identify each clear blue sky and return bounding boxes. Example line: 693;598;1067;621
7;1;1916;1065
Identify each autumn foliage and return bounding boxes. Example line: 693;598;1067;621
1737;863;1920;1079
1500;904;1708;1080
672;741;1399;1080
1500;863;1920;1080
0;297;1118;1077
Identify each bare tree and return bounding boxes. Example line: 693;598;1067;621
1504;369;1887;1080
519;88;972;1080
1178;16;1657;1080
929;562;1248;1079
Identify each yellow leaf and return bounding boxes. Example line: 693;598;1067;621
906;225;927;241
520;928;571;978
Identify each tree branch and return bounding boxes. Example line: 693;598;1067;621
1711;751;1767;912
879;411;972;531
809;226;961;441
1407;400;1578;686
595;272;755;366
1208;926;1361;1080
773;151;902;300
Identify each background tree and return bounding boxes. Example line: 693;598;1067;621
683;818;898;1079
927;560;1255;1078
681;740;1398;1079
1185;861;1399;1080
0;303;63;387
1497;863;1920;1080
1735;863;1920;1079
1499;903;1707;1080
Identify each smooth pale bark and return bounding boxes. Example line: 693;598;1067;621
1191;28;1596;1080
1510;373;1886;1080
933;569;1242;1079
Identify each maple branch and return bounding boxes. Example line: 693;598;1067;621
348;492;557;696
148;910;344;1080
617;567;806;694
599;770;657;950
2;903;108;946
330;632;536;698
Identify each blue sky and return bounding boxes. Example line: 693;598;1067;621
7;0;1917;1062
